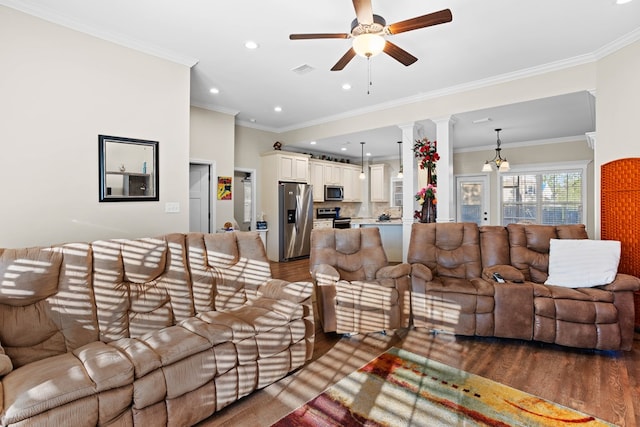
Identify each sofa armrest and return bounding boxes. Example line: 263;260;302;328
257;279;313;303
599;273;640;292
482;265;525;282
311;264;340;284
0;341;12;377
376;263;411;279
411;263;433;282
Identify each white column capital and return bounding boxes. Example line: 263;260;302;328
585;132;596;150
430;115;456;126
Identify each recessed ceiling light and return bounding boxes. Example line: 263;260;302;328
250;118;256;123
616;0;632;4
342;83;352;90
366;152;372;157
310;141;317;145
341;147;347;151
274;106;282;112
245;40;259;49
209;87;220;94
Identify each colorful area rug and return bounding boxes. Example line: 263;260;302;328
272;347;615;427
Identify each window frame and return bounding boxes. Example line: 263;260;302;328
497;160;590;226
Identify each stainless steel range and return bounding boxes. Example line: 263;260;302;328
317;207;351;229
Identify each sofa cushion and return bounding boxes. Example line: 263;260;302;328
0;340;12;375
0;247;62;306
545;239;621;288
1;353;96;425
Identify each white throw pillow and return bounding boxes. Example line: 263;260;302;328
545;239;621;288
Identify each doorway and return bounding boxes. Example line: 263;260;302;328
189;162;215;233
233;167;257;231
456;175;490;225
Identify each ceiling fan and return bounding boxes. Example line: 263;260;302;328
289;0;453;71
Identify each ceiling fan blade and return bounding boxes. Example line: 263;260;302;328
352;0;374;24
383;41;418;66
387;9;453;35
289;33;350;40
331;48;357;71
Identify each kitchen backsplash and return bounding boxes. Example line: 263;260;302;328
313;201;402;219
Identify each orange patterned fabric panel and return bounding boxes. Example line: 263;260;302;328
601;158;640;277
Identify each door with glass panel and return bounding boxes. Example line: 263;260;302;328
456;175;490;225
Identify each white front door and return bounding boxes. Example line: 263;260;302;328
456;175;490;225
189;163;211;233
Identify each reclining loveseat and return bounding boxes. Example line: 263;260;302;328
408;222;639;351
0;231;314;426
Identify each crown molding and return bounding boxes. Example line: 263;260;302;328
0;0;199;67
454;135;588;153
190;101;239;117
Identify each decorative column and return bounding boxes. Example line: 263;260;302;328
432;116;455;222
398;122;421;262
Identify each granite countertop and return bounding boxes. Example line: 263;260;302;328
351;217;402;225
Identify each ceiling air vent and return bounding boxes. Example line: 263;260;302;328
291;64;315;75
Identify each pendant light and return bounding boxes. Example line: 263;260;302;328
359;141;366;180
482;128;510;172
397;141;403;178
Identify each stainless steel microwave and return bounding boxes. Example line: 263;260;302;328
324;185;344;201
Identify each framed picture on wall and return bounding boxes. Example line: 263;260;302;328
217;176;232;200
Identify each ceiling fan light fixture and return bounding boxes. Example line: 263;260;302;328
352;33;385;58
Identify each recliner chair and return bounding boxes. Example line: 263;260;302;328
309;227;411;334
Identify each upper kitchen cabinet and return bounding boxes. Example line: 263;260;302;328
342;165;362;202
309;159;362;202
370;163;390;202
323;163;342;185
309;161;325;201
262;151;309;183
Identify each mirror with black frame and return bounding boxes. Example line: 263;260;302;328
98;135;159;202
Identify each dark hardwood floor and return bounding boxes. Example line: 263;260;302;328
200;258;640;427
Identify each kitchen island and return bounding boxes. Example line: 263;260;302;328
351;218;403;262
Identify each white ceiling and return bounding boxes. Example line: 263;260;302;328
4;0;639;158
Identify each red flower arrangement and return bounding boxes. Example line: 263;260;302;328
413;137;439;174
413;137;438;222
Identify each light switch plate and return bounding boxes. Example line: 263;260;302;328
165;202;180;213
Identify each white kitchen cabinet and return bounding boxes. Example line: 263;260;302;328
370;163;389;202
309;161;325;202
262;151;309;183
323;163;342;185
342;165;362;202
309;160;362;202
391;177;403;207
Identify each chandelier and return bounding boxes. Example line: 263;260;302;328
482;128;510;172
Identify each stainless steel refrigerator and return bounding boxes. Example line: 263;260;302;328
279;182;313;261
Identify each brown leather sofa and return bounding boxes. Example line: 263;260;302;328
310;228;411;334
408;222;640;351
0;232;314;426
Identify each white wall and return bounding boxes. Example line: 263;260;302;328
234;125;280;223
189;106;235;230
0;6;191;248
594;41;640;237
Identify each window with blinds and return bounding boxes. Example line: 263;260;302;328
501;170;583;225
